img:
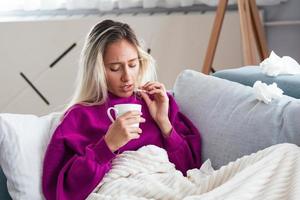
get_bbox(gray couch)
[1,69,300,199]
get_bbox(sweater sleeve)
[42,107,116,200]
[162,94,202,175]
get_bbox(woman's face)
[104,39,140,98]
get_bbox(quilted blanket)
[87,143,300,200]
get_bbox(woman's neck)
[107,91,139,104]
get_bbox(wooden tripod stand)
[202,0,269,74]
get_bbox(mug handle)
[107,107,117,123]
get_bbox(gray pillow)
[173,69,300,169]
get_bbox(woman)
[42,19,201,200]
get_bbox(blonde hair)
[67,20,157,110]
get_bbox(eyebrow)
[106,57,139,65]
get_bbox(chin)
[117,91,134,98]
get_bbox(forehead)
[104,39,138,63]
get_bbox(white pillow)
[0,112,61,200]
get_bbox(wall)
[0,12,243,115]
[264,0,300,61]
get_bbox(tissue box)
[213,66,300,99]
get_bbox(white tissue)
[253,81,283,104]
[260,51,300,77]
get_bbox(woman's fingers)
[141,81,151,89]
[147,88,165,96]
[128,127,143,134]
[141,82,166,92]
[129,133,141,140]
[119,111,142,120]
[139,82,168,108]
[140,82,166,99]
[125,116,145,125]
[148,83,164,91]
[117,111,144,132]
[140,90,152,107]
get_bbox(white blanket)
[87,143,300,200]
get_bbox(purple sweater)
[42,92,201,200]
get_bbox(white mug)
[107,104,142,127]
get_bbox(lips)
[121,84,134,92]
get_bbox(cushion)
[213,66,300,98]
[173,69,300,169]
[0,113,61,200]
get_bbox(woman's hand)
[139,82,172,137]
[104,111,145,152]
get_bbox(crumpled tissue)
[260,51,300,77]
[253,81,283,104]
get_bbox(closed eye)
[110,68,119,72]
[108,64,121,72]
[128,60,139,68]
[109,66,120,72]
[129,64,137,68]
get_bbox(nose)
[121,66,130,82]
